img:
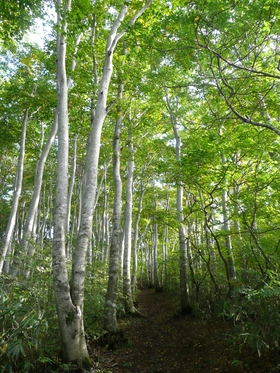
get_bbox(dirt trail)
[96,288,277,373]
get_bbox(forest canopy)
[1,0,280,372]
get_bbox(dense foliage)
[1,0,280,371]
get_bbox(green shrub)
[0,271,59,372]
[221,271,280,356]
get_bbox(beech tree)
[104,80,123,333]
[164,88,191,313]
[2,1,280,370]
[52,0,153,365]
[0,110,28,274]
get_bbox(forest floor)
[92,288,280,373]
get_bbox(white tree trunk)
[71,0,153,317]
[71,5,129,311]
[165,88,192,314]
[123,136,135,314]
[132,181,145,292]
[104,82,123,332]
[220,153,237,281]
[9,114,58,278]
[161,195,169,287]
[152,216,161,292]
[52,0,90,365]
[66,134,78,234]
[0,109,28,274]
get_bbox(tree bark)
[152,217,161,292]
[220,153,237,282]
[66,134,78,235]
[52,0,90,365]
[104,81,123,333]
[71,0,153,319]
[152,192,161,292]
[9,113,58,278]
[165,88,192,314]
[123,134,135,314]
[71,5,129,316]
[132,181,145,292]
[0,109,28,275]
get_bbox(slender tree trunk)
[0,109,28,275]
[152,215,161,292]
[161,195,169,288]
[104,82,123,333]
[139,221,149,288]
[73,4,128,272]
[221,153,237,281]
[101,175,110,262]
[3,242,12,274]
[9,114,58,278]
[165,89,192,315]
[152,191,161,292]
[72,0,153,273]
[52,1,90,365]
[132,181,145,292]
[123,135,135,314]
[66,134,78,233]
[71,0,152,337]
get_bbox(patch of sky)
[25,4,56,48]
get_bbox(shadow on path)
[96,288,278,373]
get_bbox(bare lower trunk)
[152,218,161,292]
[123,136,135,314]
[152,193,161,292]
[72,0,153,332]
[132,182,145,292]
[165,88,192,314]
[52,1,90,365]
[104,82,123,333]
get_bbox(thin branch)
[211,57,280,137]
[112,0,153,50]
[198,41,280,80]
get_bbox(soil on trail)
[96,288,278,373]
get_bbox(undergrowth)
[0,269,59,372]
[0,255,110,372]
[221,270,280,356]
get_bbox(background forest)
[1,0,280,371]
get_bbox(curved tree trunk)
[53,0,153,363]
[71,0,153,321]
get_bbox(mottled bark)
[72,0,153,331]
[52,0,90,365]
[104,82,123,333]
